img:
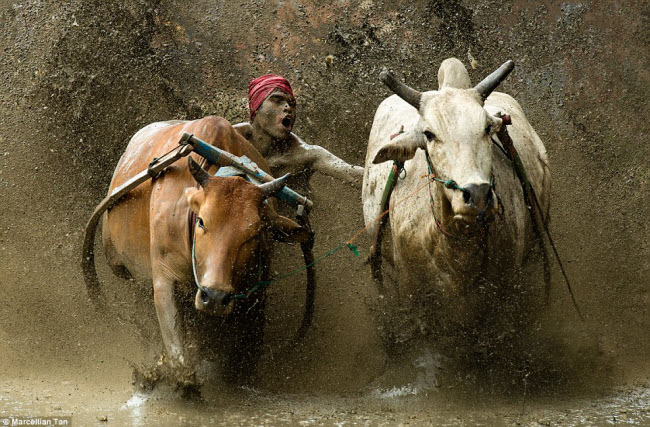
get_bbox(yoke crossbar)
[180,133,313,211]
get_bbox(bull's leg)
[153,276,185,365]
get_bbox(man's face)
[253,89,296,140]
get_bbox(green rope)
[424,151,467,193]
[232,241,360,299]
[380,161,404,208]
[431,176,465,192]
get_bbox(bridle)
[189,167,270,303]
[423,147,496,238]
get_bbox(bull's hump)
[132,120,188,141]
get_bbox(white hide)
[362,60,551,303]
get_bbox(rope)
[232,242,351,299]
[230,173,439,297]
[422,151,458,237]
[530,188,584,320]
[424,173,456,238]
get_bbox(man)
[233,74,363,191]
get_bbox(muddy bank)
[0,0,648,419]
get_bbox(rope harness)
[367,117,583,319]
[82,135,319,346]
[492,114,582,319]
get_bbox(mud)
[1,0,648,424]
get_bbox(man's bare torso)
[233,122,363,192]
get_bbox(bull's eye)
[423,130,435,141]
[485,124,492,135]
[197,217,205,230]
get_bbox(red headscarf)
[248,74,295,121]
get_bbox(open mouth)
[281,116,293,130]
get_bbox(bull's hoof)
[131,357,202,400]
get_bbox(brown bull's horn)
[188,157,211,187]
[258,173,290,197]
[474,60,515,100]
[379,68,422,110]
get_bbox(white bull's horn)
[474,60,515,100]
[258,173,291,197]
[379,68,422,110]
[188,157,211,187]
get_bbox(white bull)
[362,58,551,325]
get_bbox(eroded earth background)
[1,0,648,425]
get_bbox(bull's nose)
[462,183,492,212]
[202,288,232,306]
[196,288,233,312]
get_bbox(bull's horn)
[380,68,422,110]
[474,60,515,100]
[188,157,211,187]
[258,174,290,197]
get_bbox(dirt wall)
[0,0,647,394]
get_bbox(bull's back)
[102,116,266,281]
[485,92,551,218]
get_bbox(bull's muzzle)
[462,183,493,213]
[195,287,234,314]
[450,182,496,230]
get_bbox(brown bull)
[99,116,309,372]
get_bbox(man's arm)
[293,136,364,187]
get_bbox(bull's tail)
[81,199,111,312]
[82,143,194,312]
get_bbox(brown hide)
[101,115,309,364]
[186,174,267,294]
[102,116,270,283]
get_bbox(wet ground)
[2,371,648,426]
[2,340,649,426]
[1,1,648,426]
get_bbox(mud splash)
[1,372,648,426]
[1,0,648,425]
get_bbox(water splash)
[372,347,443,398]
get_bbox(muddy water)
[1,360,648,426]
[2,0,649,425]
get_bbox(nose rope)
[191,221,209,295]
[191,216,267,301]
[422,151,495,237]
[423,150,464,193]
[423,151,495,194]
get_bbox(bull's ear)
[373,131,426,164]
[184,187,204,214]
[262,203,312,244]
[489,115,503,134]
